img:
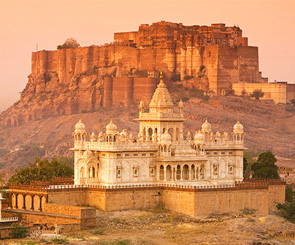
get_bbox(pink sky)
[0,0,294,112]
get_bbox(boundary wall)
[8,179,285,218]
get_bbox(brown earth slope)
[0,93,294,172]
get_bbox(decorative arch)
[191,164,195,180]
[176,165,181,180]
[159,165,164,181]
[166,165,172,181]
[183,165,189,180]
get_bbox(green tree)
[8,158,73,184]
[276,185,295,223]
[251,89,264,100]
[251,151,279,179]
[57,38,80,49]
[285,185,295,202]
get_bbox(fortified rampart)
[0,21,266,127]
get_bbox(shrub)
[251,89,264,100]
[51,238,68,244]
[240,207,256,215]
[57,38,80,50]
[11,224,29,238]
[276,201,295,223]
[170,74,180,82]
[133,69,148,77]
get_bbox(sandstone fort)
[1,21,294,127]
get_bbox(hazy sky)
[0,0,294,112]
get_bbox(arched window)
[176,128,180,143]
[176,165,181,180]
[159,165,164,180]
[148,128,153,141]
[166,165,172,181]
[191,165,195,180]
[183,165,189,180]
[80,167,85,178]
[168,128,173,141]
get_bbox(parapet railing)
[8,178,286,193]
[0,216,18,222]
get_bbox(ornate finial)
[139,100,144,109]
[160,71,163,80]
[179,99,184,108]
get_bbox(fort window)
[133,154,138,156]
[142,153,146,156]
[214,152,218,155]
[206,152,210,155]
[116,167,121,178]
[208,51,211,57]
[229,152,233,155]
[149,167,155,177]
[117,154,121,157]
[221,152,225,155]
[213,164,219,175]
[150,153,154,156]
[133,166,139,177]
[125,154,129,156]
[228,165,233,174]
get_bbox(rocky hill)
[0,90,294,173]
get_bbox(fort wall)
[103,77,158,107]
[194,189,269,216]
[232,82,291,104]
[161,190,195,216]
[48,190,86,206]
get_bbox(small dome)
[233,120,244,134]
[201,119,211,133]
[106,119,118,134]
[161,130,172,144]
[83,147,94,160]
[194,130,205,144]
[75,120,86,133]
